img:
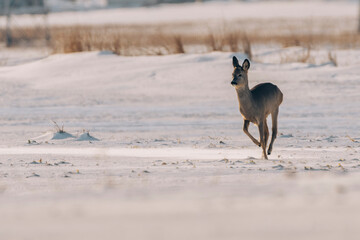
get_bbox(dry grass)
[1,17,360,55]
[280,47,313,64]
[52,120,65,133]
[242,35,252,60]
[226,32,240,53]
[51,27,359,56]
[173,35,185,54]
[328,51,338,66]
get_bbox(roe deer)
[231,56,283,159]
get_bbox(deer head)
[231,56,250,89]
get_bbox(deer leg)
[258,120,268,160]
[243,120,261,147]
[268,108,279,155]
[264,120,269,149]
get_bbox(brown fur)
[231,56,283,159]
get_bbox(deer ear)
[232,56,240,68]
[242,59,250,71]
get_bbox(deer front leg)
[243,120,261,147]
[258,121,268,160]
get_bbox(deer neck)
[235,84,253,110]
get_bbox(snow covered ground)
[0,48,359,239]
[1,1,360,239]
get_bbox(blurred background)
[1,1,360,240]
[0,0,359,63]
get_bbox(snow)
[76,132,100,141]
[0,47,359,239]
[1,1,360,239]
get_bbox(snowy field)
[1,48,360,240]
[1,1,360,240]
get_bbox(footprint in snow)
[54,161,71,165]
[272,164,285,170]
[26,173,40,178]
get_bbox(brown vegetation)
[328,51,338,66]
[1,18,359,56]
[280,47,313,64]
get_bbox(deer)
[231,56,283,160]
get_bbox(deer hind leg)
[243,120,261,147]
[268,107,279,155]
[264,120,269,150]
[258,120,268,160]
